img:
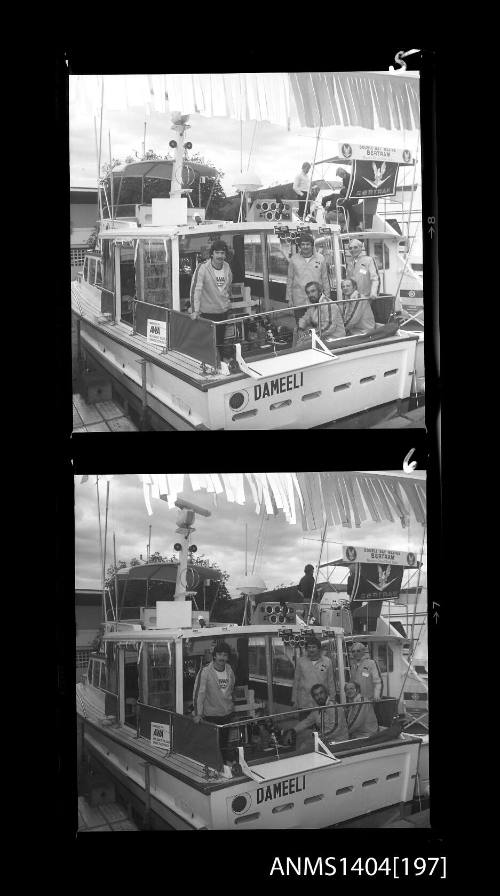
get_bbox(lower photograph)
[74,471,428,831]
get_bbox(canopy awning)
[114,159,218,180]
[115,562,222,582]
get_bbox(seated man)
[293,684,349,746]
[340,278,376,335]
[296,281,345,346]
[344,680,379,738]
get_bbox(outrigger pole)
[303,123,322,222]
[397,523,427,703]
[307,520,328,623]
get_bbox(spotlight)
[174,542,182,552]
[185,141,193,150]
[188,545,197,553]
[169,140,178,149]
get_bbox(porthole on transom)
[228,390,249,411]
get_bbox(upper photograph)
[70,71,424,431]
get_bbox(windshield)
[182,633,340,716]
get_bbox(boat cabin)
[77,218,403,374]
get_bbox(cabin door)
[115,244,136,326]
[120,646,139,728]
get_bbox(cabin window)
[370,240,390,271]
[95,258,103,287]
[377,644,394,673]
[182,635,248,714]
[118,244,136,325]
[88,257,97,285]
[178,232,267,312]
[139,642,176,711]
[105,642,118,693]
[248,636,341,711]
[265,235,290,285]
[91,658,103,687]
[136,240,172,308]
[83,256,89,281]
[102,241,114,292]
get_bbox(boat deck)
[72,283,239,387]
[80,698,233,792]
[72,283,419,397]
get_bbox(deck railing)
[135,697,400,773]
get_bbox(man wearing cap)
[346,240,380,300]
[190,239,232,361]
[349,642,382,702]
[286,232,330,325]
[292,637,335,709]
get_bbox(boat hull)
[77,710,422,830]
[77,316,422,431]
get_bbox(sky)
[69,75,421,197]
[75,473,426,594]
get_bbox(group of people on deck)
[290,636,382,746]
[188,233,379,360]
[286,231,378,343]
[192,637,383,756]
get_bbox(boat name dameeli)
[254,373,304,401]
[257,775,307,803]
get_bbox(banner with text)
[342,546,419,566]
[338,143,413,164]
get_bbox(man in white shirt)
[293,162,311,219]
